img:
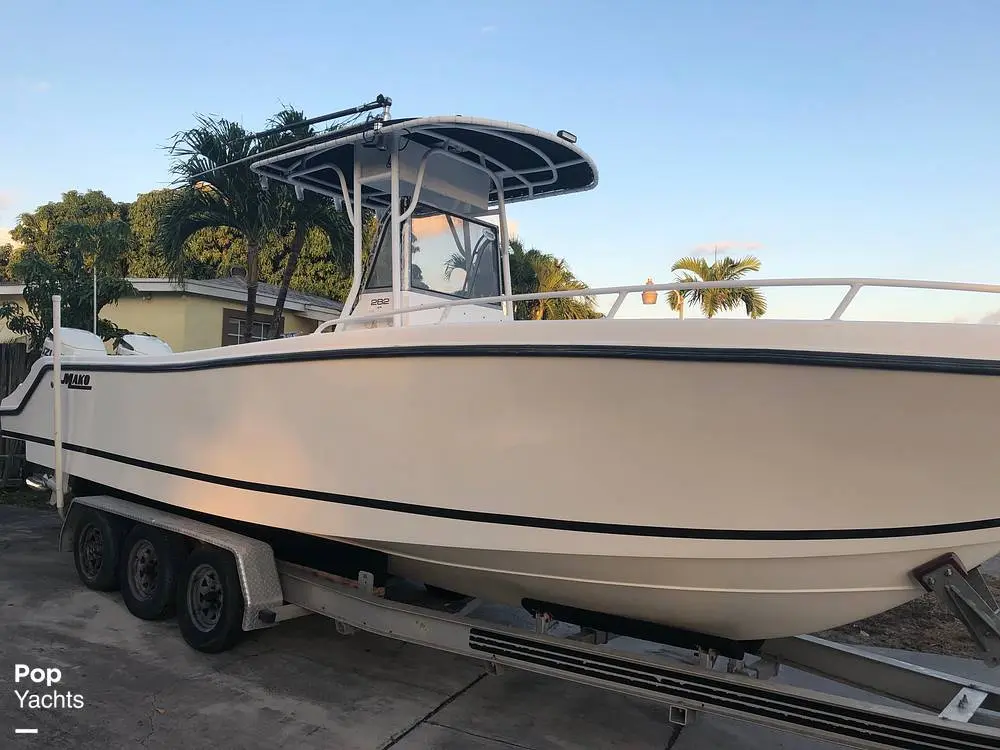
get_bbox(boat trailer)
[53,493,1000,750]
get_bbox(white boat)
[3,98,1000,647]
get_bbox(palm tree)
[669,255,767,319]
[258,108,352,338]
[666,289,686,319]
[529,252,600,320]
[157,114,279,343]
[507,238,600,320]
[507,238,539,320]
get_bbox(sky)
[1,0,998,322]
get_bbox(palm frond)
[262,107,313,148]
[666,289,686,312]
[670,256,711,278]
[722,254,762,276]
[154,189,242,281]
[527,251,598,319]
[164,114,276,241]
[442,249,469,281]
[737,287,767,318]
[667,253,767,319]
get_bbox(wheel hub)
[188,563,223,632]
[79,524,104,580]
[129,540,159,600]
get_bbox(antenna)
[231,94,392,145]
[694,241,762,263]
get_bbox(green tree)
[128,189,240,279]
[284,225,357,302]
[0,217,135,350]
[124,189,172,277]
[507,238,600,320]
[11,189,128,264]
[669,255,767,318]
[0,243,17,282]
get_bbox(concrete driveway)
[0,503,990,749]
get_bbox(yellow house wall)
[104,295,190,352]
[110,294,320,351]
[0,293,323,352]
[180,295,232,351]
[282,313,317,337]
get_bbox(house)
[0,277,343,352]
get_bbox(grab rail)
[314,277,1000,333]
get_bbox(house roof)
[0,276,344,322]
[160,277,343,321]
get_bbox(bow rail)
[315,277,1000,333]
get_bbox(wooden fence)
[0,343,32,487]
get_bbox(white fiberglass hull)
[2,318,999,640]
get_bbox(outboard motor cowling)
[115,334,173,356]
[41,328,109,358]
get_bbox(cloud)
[979,309,1000,324]
[476,214,519,238]
[481,24,497,34]
[28,80,51,93]
[0,191,13,210]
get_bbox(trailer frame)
[52,493,1000,750]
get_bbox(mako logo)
[50,372,93,391]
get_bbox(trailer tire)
[119,525,181,621]
[176,546,245,653]
[72,508,122,591]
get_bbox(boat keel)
[521,597,762,660]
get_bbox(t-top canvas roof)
[250,115,599,217]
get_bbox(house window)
[221,308,283,346]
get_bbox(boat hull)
[3,318,1000,640]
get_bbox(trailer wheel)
[72,508,121,591]
[119,525,181,621]
[176,546,245,653]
